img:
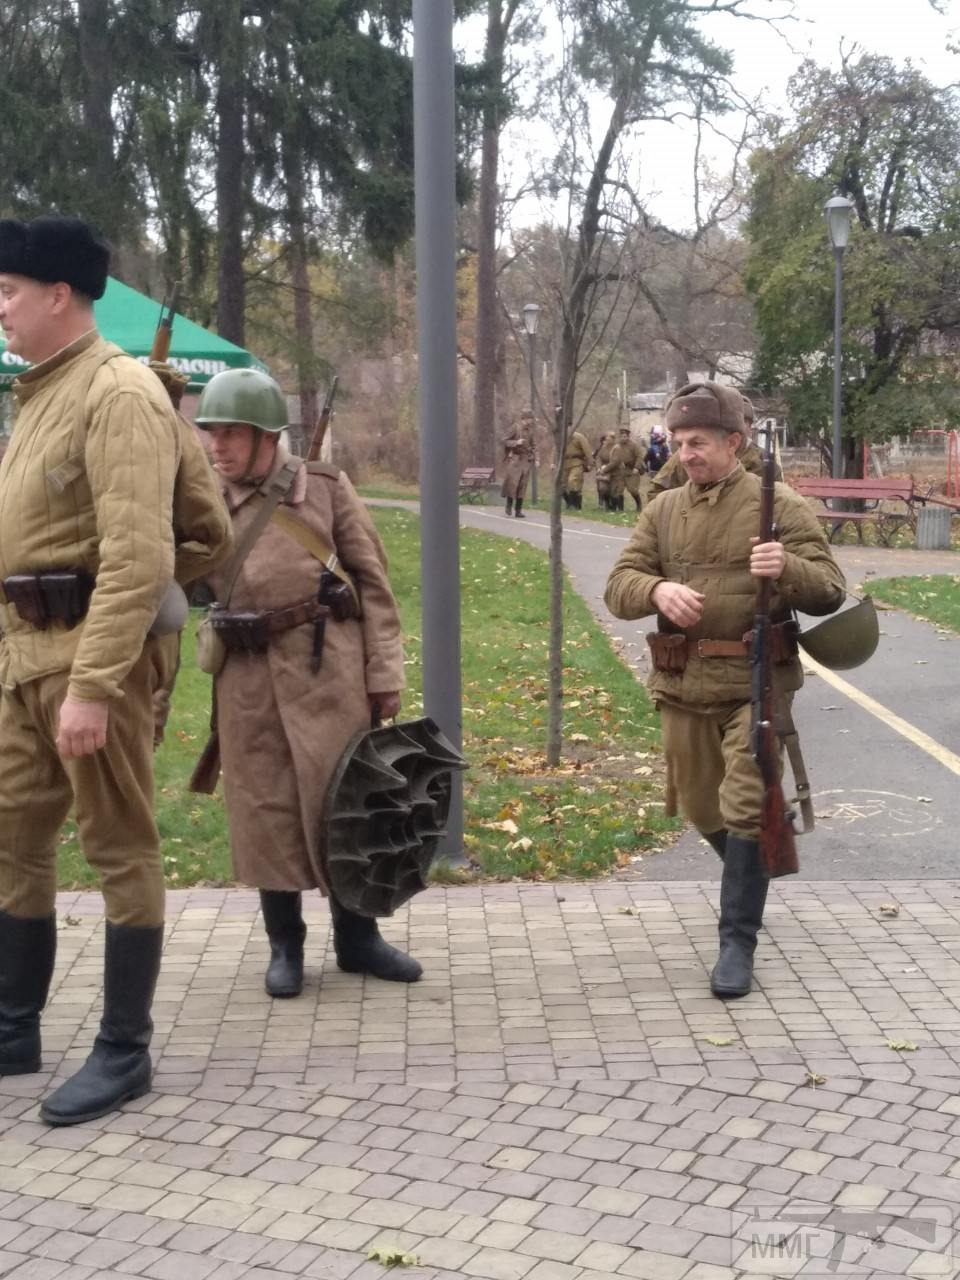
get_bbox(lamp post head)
[824,195,854,252]
[522,302,541,336]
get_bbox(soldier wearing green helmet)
[194,367,421,998]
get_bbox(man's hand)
[57,696,109,759]
[749,537,786,580]
[369,691,401,722]
[651,581,705,628]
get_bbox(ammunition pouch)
[318,568,361,622]
[2,569,94,630]
[648,620,799,673]
[207,598,326,657]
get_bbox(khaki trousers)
[660,698,788,840]
[0,639,170,926]
[564,461,586,494]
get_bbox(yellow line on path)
[805,655,960,779]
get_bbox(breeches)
[659,698,788,840]
[0,640,169,925]
[608,474,625,499]
[624,472,641,498]
[564,462,585,493]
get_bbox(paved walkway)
[4,881,960,1279]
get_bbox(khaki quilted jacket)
[604,465,845,706]
[0,331,231,700]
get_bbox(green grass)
[868,575,960,633]
[57,509,676,889]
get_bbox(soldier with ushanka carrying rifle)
[604,382,846,999]
[0,216,232,1124]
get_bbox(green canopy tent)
[0,276,266,390]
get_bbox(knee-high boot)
[710,835,768,999]
[260,890,306,998]
[0,910,56,1076]
[505,497,513,515]
[330,897,422,983]
[514,498,525,518]
[40,921,163,1126]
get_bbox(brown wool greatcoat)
[210,447,405,892]
[562,430,592,493]
[500,427,535,500]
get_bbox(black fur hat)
[0,216,110,300]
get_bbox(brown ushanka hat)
[0,215,110,300]
[664,382,745,435]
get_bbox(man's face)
[672,425,742,485]
[203,423,277,482]
[619,430,630,443]
[0,274,60,361]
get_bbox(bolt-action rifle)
[750,429,799,879]
[307,376,338,461]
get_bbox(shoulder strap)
[220,458,300,605]
[269,506,360,611]
[306,461,341,480]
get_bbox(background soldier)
[605,382,844,999]
[500,410,536,517]
[562,426,592,509]
[611,426,645,511]
[0,215,231,1125]
[647,389,781,501]
[195,369,420,998]
[593,431,616,509]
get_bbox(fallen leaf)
[617,906,643,917]
[819,705,842,711]
[917,796,933,804]
[569,733,590,743]
[485,818,519,836]
[805,1070,827,1087]
[64,916,81,927]
[507,836,534,853]
[703,1035,735,1047]
[879,904,900,917]
[886,1039,918,1052]
[367,1247,421,1268]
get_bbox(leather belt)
[263,599,323,634]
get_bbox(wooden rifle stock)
[189,729,221,794]
[751,432,799,879]
[150,282,182,366]
[307,376,338,461]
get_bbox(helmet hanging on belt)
[319,718,468,918]
[798,594,879,670]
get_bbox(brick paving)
[3,881,960,1278]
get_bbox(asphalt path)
[376,499,960,881]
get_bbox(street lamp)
[825,195,853,480]
[522,302,541,502]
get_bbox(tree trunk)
[77,0,119,242]
[216,2,246,345]
[545,411,566,766]
[473,0,507,467]
[280,107,319,438]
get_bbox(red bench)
[791,477,920,545]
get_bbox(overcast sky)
[459,0,959,232]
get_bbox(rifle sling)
[775,691,815,833]
[220,459,301,605]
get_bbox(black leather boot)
[514,498,525,518]
[0,910,56,1076]
[330,898,422,982]
[505,497,513,515]
[710,836,768,999]
[260,890,306,998]
[573,492,583,510]
[41,922,162,1126]
[704,830,727,859]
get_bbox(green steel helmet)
[195,368,287,433]
[798,594,879,670]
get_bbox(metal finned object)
[320,718,468,918]
[798,594,879,671]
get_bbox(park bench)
[459,466,496,503]
[790,477,922,545]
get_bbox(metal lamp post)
[522,302,541,503]
[825,195,854,479]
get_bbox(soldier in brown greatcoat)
[195,369,420,999]
[0,216,232,1125]
[500,411,536,517]
[605,382,844,1000]
[593,431,616,509]
[610,426,645,511]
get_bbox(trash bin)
[916,505,953,550]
